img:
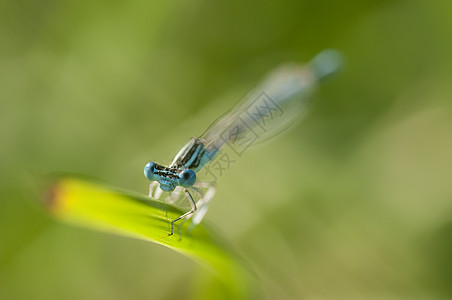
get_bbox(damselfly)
[144,49,343,235]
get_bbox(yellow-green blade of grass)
[43,175,252,299]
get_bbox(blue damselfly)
[144,49,343,235]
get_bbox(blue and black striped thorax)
[144,137,217,191]
[170,137,214,173]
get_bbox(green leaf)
[43,175,253,299]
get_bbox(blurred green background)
[1,0,452,299]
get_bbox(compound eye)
[144,162,156,181]
[179,169,196,187]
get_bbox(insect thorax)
[170,137,207,171]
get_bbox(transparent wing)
[201,64,315,150]
[196,49,343,181]
[201,49,342,153]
